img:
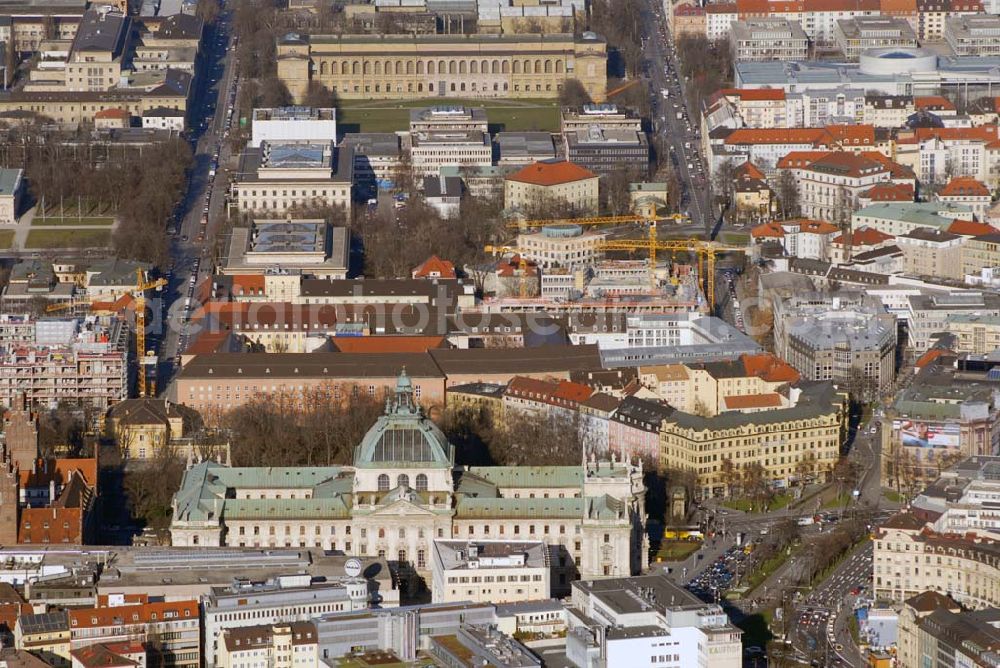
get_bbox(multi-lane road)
[638,0,714,236]
[156,4,240,389]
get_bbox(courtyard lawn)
[0,230,14,249]
[336,97,561,133]
[25,228,112,249]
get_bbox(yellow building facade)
[276,32,608,103]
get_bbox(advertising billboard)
[893,419,960,449]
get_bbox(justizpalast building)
[169,372,648,588]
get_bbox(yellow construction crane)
[598,238,747,309]
[483,245,534,298]
[505,213,688,230]
[132,268,168,397]
[44,270,168,396]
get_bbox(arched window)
[378,528,385,538]
[395,61,403,75]
[513,60,521,74]
[482,59,489,73]
[544,59,553,73]
[535,59,542,73]
[470,60,478,74]
[419,83,425,92]
[459,60,467,74]
[407,61,414,74]
[556,60,564,73]
[397,474,409,489]
[363,61,371,75]
[352,61,360,75]
[426,60,434,75]
[449,61,457,75]
[398,527,405,539]
[377,474,389,491]
[374,61,382,75]
[319,61,328,75]
[502,60,509,74]
[416,474,428,491]
[192,535,199,545]
[439,60,447,74]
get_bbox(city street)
[156,3,240,390]
[638,0,714,236]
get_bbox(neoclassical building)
[170,373,647,588]
[276,32,608,103]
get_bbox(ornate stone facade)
[276,32,608,103]
[170,372,647,586]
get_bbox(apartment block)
[945,14,1000,56]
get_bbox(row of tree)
[0,126,192,267]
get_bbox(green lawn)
[883,489,905,503]
[25,229,112,249]
[822,493,852,510]
[0,230,14,249]
[746,550,792,591]
[41,201,113,217]
[722,492,793,513]
[31,216,115,227]
[336,97,561,133]
[719,231,751,246]
[655,540,701,562]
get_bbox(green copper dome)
[353,370,454,468]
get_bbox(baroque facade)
[275,32,608,103]
[170,372,648,583]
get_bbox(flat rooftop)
[254,106,335,121]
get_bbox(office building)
[562,126,649,177]
[505,161,600,216]
[431,540,551,604]
[221,218,349,279]
[774,291,897,399]
[730,19,809,62]
[203,576,370,667]
[250,107,337,148]
[410,130,492,177]
[834,17,917,61]
[566,574,742,668]
[945,14,1000,57]
[230,141,353,217]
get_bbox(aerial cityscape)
[2,0,1000,665]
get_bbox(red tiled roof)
[751,222,785,238]
[832,226,895,246]
[914,347,951,369]
[20,458,97,489]
[94,108,129,120]
[741,353,800,383]
[674,3,706,15]
[861,182,914,202]
[705,2,737,12]
[505,160,598,186]
[735,162,766,180]
[506,376,594,407]
[68,600,199,630]
[70,644,140,668]
[947,219,999,236]
[331,336,447,353]
[880,0,917,12]
[724,393,783,409]
[232,275,266,296]
[412,255,457,279]
[900,125,1000,144]
[718,88,786,102]
[915,95,956,111]
[798,219,840,234]
[496,255,539,277]
[18,507,82,544]
[939,176,990,198]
